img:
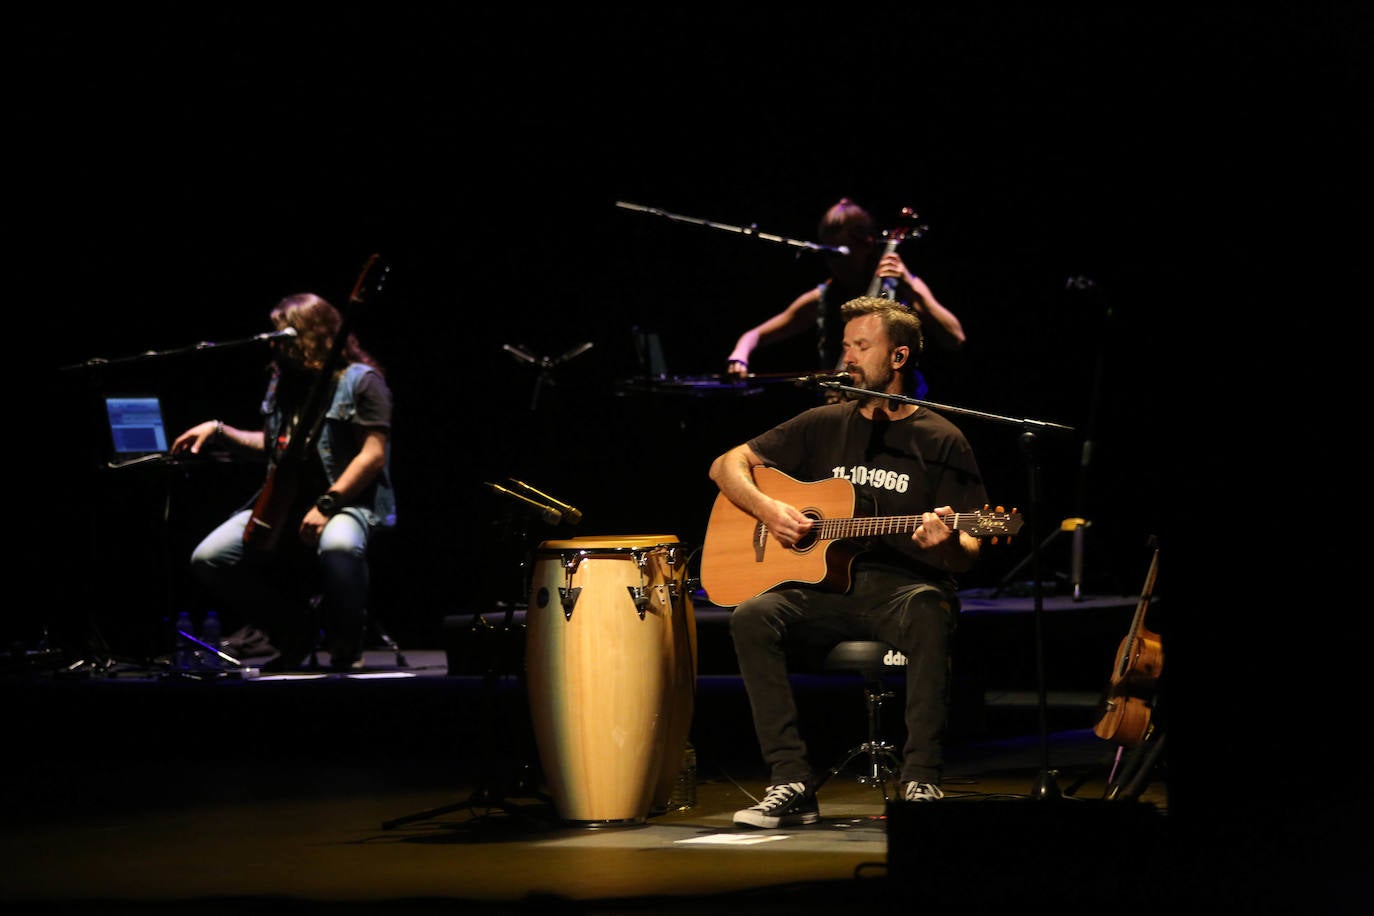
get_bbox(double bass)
[866,207,925,299]
[242,254,389,552]
[1093,546,1163,746]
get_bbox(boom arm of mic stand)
[614,201,849,255]
[818,382,1076,435]
[59,330,299,372]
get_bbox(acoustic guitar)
[1093,546,1162,747]
[699,466,1021,607]
[243,253,389,552]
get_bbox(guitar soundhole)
[793,511,822,553]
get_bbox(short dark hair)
[840,296,925,358]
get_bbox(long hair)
[269,293,383,376]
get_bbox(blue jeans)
[729,566,958,787]
[189,508,377,659]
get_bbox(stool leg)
[815,679,902,801]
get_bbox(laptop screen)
[105,396,170,458]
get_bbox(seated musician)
[723,197,966,400]
[171,292,396,672]
[708,296,986,825]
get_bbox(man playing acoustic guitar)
[706,296,989,826]
[172,290,396,673]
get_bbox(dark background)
[11,6,1370,828]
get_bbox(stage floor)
[0,597,1353,914]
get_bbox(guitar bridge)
[752,522,767,562]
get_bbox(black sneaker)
[733,782,820,828]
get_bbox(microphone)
[254,328,298,341]
[508,478,583,525]
[485,482,562,525]
[793,371,852,388]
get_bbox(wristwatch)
[315,492,343,517]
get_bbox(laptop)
[633,326,670,380]
[104,395,171,466]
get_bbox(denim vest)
[261,362,397,528]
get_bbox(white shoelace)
[755,782,805,807]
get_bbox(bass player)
[172,291,396,672]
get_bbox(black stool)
[812,640,906,801]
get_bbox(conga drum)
[526,535,694,825]
[651,563,697,814]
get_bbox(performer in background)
[724,198,965,398]
[171,293,396,672]
[709,296,986,826]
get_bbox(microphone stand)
[615,200,850,256]
[815,379,1075,800]
[503,342,594,412]
[55,329,290,673]
[58,329,298,373]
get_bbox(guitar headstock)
[969,505,1023,543]
[347,253,390,311]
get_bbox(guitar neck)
[813,513,974,541]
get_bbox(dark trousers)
[729,566,957,787]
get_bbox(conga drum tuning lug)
[558,586,581,620]
[627,586,649,618]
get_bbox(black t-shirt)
[352,369,393,430]
[748,400,988,583]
